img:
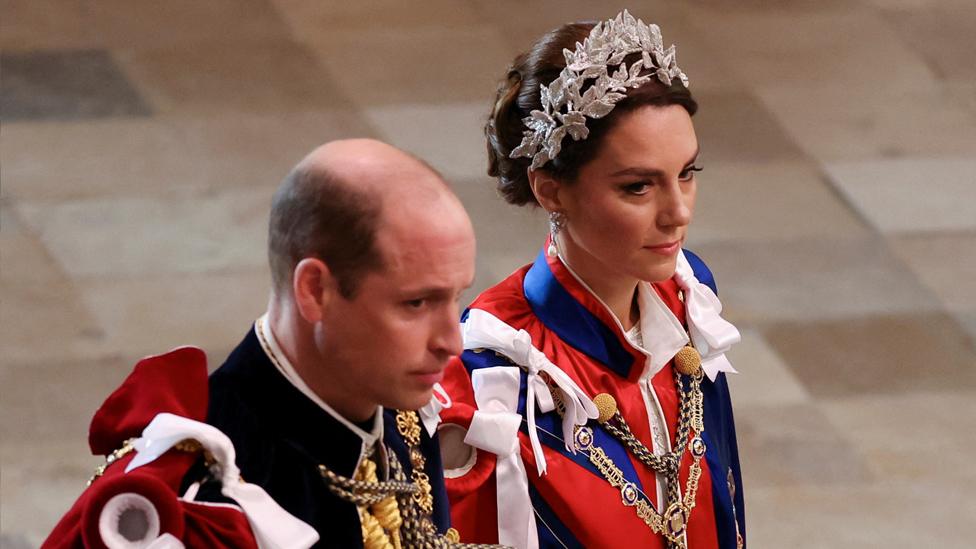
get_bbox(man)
[205,139,477,547]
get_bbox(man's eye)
[679,165,703,181]
[405,299,426,309]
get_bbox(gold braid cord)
[318,410,509,549]
[551,363,708,549]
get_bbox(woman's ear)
[528,169,564,213]
[292,258,337,323]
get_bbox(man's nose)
[430,305,464,358]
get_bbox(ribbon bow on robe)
[419,383,452,437]
[459,309,597,549]
[674,251,741,382]
[126,413,320,549]
[461,308,598,476]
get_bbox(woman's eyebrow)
[608,146,701,178]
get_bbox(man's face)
[316,198,476,415]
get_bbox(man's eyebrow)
[608,146,701,177]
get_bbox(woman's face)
[555,104,700,285]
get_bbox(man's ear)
[292,258,337,323]
[527,169,564,213]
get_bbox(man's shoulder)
[207,329,271,442]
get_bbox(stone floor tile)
[2,118,200,201]
[955,311,976,346]
[889,232,976,312]
[881,4,976,81]
[745,478,974,548]
[761,312,976,398]
[688,6,936,92]
[92,0,290,49]
[724,328,810,407]
[479,2,746,93]
[824,158,976,234]
[688,236,940,323]
[363,102,488,182]
[0,0,93,51]
[78,271,270,358]
[686,161,868,245]
[757,84,976,162]
[117,39,349,115]
[945,81,976,117]
[0,356,133,443]
[863,0,974,8]
[272,0,483,35]
[734,403,870,490]
[474,0,681,41]
[1,441,103,545]
[0,212,105,365]
[15,188,270,278]
[1,197,25,233]
[2,111,375,201]
[1,50,152,122]
[0,533,35,549]
[451,176,549,288]
[820,391,976,483]
[306,26,516,106]
[691,91,808,164]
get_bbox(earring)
[547,211,567,257]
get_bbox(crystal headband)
[510,10,690,170]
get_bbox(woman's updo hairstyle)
[486,21,698,206]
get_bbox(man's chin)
[386,388,435,412]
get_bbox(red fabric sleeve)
[439,356,500,544]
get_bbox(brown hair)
[268,166,383,299]
[486,22,698,206]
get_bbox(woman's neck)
[558,238,640,331]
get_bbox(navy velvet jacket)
[206,328,451,548]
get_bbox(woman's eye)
[622,182,651,195]
[679,165,703,181]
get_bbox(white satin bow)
[674,251,741,381]
[419,383,452,437]
[126,413,320,549]
[462,309,598,477]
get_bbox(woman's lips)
[644,241,681,256]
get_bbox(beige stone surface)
[364,102,491,182]
[0,0,94,51]
[890,233,976,312]
[691,237,940,323]
[689,5,937,92]
[117,39,349,115]
[2,111,376,201]
[825,158,976,234]
[306,26,516,106]
[725,329,810,407]
[78,271,269,359]
[762,312,976,398]
[15,188,270,278]
[687,161,868,245]
[758,84,976,162]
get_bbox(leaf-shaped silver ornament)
[582,99,616,118]
[510,9,690,169]
[629,60,644,80]
[656,68,672,86]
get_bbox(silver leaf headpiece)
[510,10,690,170]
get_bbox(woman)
[438,10,745,549]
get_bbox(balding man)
[204,139,477,547]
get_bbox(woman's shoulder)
[464,263,534,324]
[683,248,718,294]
